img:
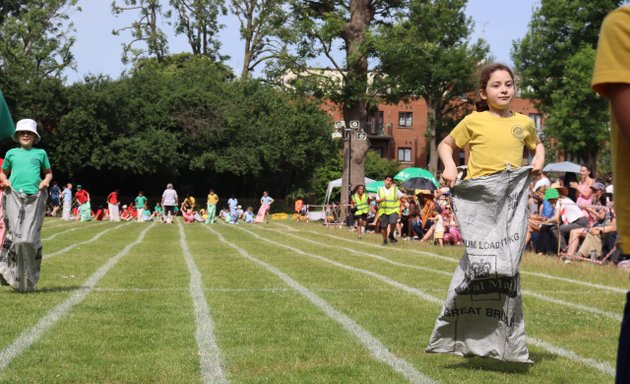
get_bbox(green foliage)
[512,0,620,112]
[0,0,78,80]
[112,0,171,64]
[373,0,488,172]
[309,152,343,202]
[364,150,399,180]
[230,0,292,79]
[43,54,335,197]
[543,46,609,164]
[170,0,228,60]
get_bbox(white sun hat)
[13,118,41,144]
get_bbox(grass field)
[0,218,627,383]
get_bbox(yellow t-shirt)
[592,6,630,252]
[449,111,538,179]
[207,193,219,205]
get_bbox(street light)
[333,120,361,200]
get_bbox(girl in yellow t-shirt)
[439,63,544,185]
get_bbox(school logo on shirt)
[511,125,524,140]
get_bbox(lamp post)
[333,120,365,217]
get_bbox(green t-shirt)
[2,147,51,195]
[135,195,148,209]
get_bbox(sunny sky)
[65,0,540,83]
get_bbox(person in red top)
[107,189,120,222]
[74,184,91,221]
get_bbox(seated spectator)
[182,208,195,223]
[431,208,445,246]
[548,186,589,253]
[534,188,561,255]
[575,215,616,260]
[244,206,255,223]
[411,191,435,240]
[95,205,106,221]
[565,182,609,257]
[153,203,163,222]
[442,204,462,245]
[142,208,153,222]
[526,186,556,250]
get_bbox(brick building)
[325,97,544,169]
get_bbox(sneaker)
[389,236,398,243]
[382,239,388,245]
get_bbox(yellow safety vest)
[377,186,400,215]
[352,193,369,215]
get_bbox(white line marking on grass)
[256,227,623,322]
[41,221,106,241]
[205,225,436,384]
[41,221,70,229]
[232,225,616,377]
[298,228,628,294]
[0,223,155,372]
[527,337,616,376]
[44,222,131,259]
[177,222,229,384]
[522,290,622,322]
[523,271,627,294]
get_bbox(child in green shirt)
[0,119,53,291]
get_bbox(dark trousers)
[618,287,630,384]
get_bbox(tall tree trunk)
[339,0,373,220]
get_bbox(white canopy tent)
[324,177,376,205]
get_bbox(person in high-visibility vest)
[351,184,370,239]
[376,176,406,245]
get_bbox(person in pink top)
[569,164,595,218]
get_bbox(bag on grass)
[0,188,47,292]
[426,166,532,363]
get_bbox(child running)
[426,64,544,362]
[0,119,53,292]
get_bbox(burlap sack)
[426,166,532,363]
[0,188,47,292]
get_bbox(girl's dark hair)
[581,163,593,178]
[353,184,365,193]
[475,63,515,112]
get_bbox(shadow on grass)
[1,285,86,294]
[443,350,556,374]
[25,285,88,294]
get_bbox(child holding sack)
[0,119,52,292]
[427,64,544,362]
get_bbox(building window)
[367,111,384,135]
[398,112,413,128]
[398,147,412,162]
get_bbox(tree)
[287,0,403,214]
[112,0,171,64]
[0,0,26,24]
[512,0,620,113]
[542,46,609,166]
[230,0,290,79]
[373,0,487,174]
[170,0,227,59]
[0,0,78,80]
[512,0,620,164]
